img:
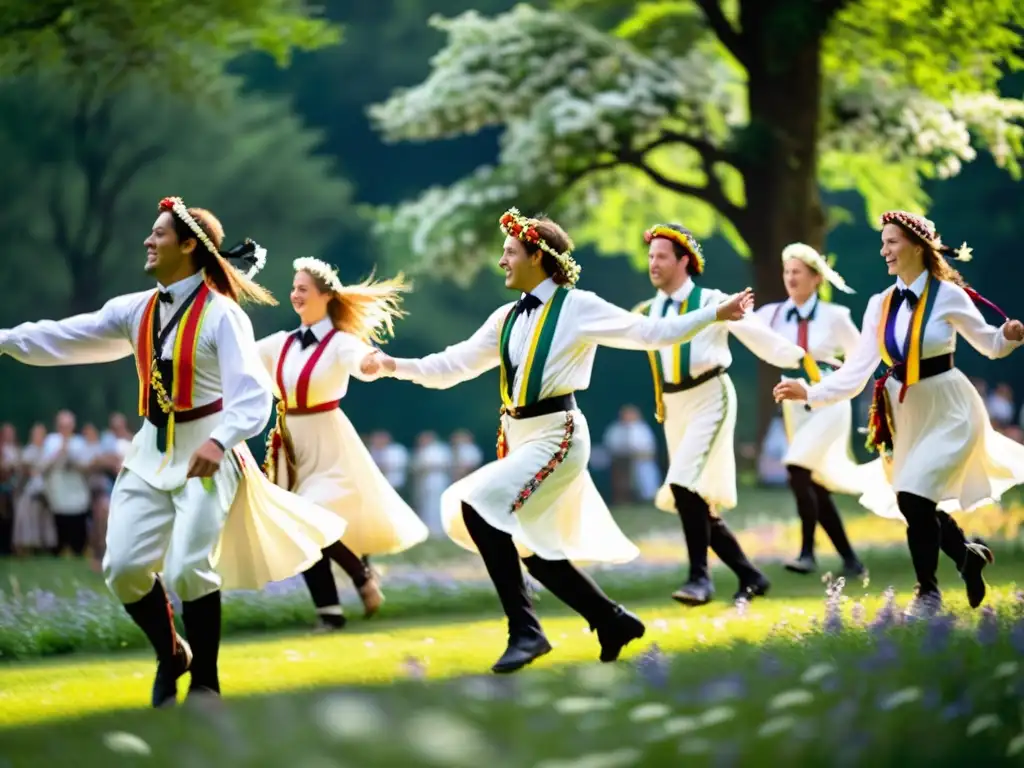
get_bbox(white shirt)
[649,280,805,382]
[804,273,1022,407]
[257,316,378,407]
[40,432,92,514]
[0,271,272,462]
[391,278,721,399]
[755,295,860,366]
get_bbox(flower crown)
[294,256,344,293]
[643,225,706,274]
[781,243,854,294]
[880,210,972,262]
[499,208,581,286]
[158,196,267,278]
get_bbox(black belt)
[663,366,724,394]
[890,353,953,384]
[502,394,576,420]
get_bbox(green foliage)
[0,74,354,423]
[0,0,341,96]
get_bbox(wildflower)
[757,715,797,738]
[401,656,427,679]
[940,694,972,721]
[869,587,898,633]
[635,643,670,689]
[628,703,671,722]
[966,714,1000,737]
[977,606,999,646]
[878,686,921,711]
[800,663,836,684]
[851,601,865,625]
[769,689,814,711]
[921,612,956,654]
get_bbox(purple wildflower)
[976,606,998,646]
[758,652,785,677]
[697,673,747,704]
[921,613,955,654]
[401,656,426,680]
[1009,618,1024,655]
[635,643,670,689]
[940,694,972,721]
[851,601,865,626]
[869,587,898,634]
[859,637,899,672]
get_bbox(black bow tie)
[786,307,802,322]
[295,328,317,349]
[896,287,918,308]
[158,291,173,304]
[517,293,542,316]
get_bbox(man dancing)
[363,208,753,673]
[635,223,805,607]
[0,197,345,706]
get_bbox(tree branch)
[694,0,749,66]
[0,2,74,36]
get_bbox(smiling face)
[880,222,925,278]
[782,258,821,305]
[143,211,194,279]
[648,237,688,292]
[290,269,331,325]
[498,236,545,292]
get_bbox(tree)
[368,0,1024,440]
[0,0,340,95]
[0,74,354,423]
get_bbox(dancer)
[774,211,1024,613]
[363,208,753,673]
[258,258,429,629]
[755,243,866,577]
[635,223,806,607]
[0,197,345,706]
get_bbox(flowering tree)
[369,0,1024,436]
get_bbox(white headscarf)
[781,243,854,295]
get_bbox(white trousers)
[103,466,236,604]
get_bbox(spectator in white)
[82,422,123,572]
[40,409,92,556]
[411,431,452,535]
[986,382,1015,431]
[12,423,55,555]
[369,430,409,494]
[757,415,790,487]
[0,423,17,555]
[450,429,484,482]
[624,406,660,502]
[100,412,135,460]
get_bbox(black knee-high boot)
[937,510,993,608]
[182,591,222,694]
[786,466,819,562]
[301,555,346,628]
[896,492,941,597]
[670,484,711,583]
[811,481,862,570]
[124,577,190,707]
[523,555,644,662]
[324,540,370,589]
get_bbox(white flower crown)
[781,243,855,294]
[293,256,344,292]
[158,196,267,278]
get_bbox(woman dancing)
[755,243,866,578]
[774,212,1024,614]
[258,258,429,629]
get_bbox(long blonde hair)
[301,267,411,345]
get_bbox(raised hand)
[1003,319,1024,342]
[716,288,754,321]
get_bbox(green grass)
[3,488,1024,766]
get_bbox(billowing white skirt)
[781,397,871,496]
[654,373,737,513]
[272,409,429,555]
[214,443,347,591]
[856,368,1024,519]
[440,409,638,564]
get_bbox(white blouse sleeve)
[574,289,718,350]
[804,295,884,408]
[0,295,136,366]
[390,306,504,389]
[944,282,1022,359]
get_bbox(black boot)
[523,556,645,662]
[812,481,864,576]
[181,591,222,697]
[324,540,383,617]
[707,515,769,601]
[897,492,941,604]
[937,511,993,609]
[784,466,819,573]
[124,577,191,708]
[670,484,714,605]
[301,555,347,630]
[462,503,549,674]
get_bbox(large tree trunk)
[739,0,829,449]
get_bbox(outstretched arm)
[575,288,751,351]
[0,295,136,366]
[944,283,1024,359]
[774,295,884,407]
[367,306,505,389]
[727,308,805,369]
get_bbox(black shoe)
[733,574,770,602]
[152,634,192,708]
[491,634,553,674]
[184,685,223,712]
[784,555,817,575]
[671,577,714,606]
[961,538,994,609]
[594,606,645,663]
[313,612,348,632]
[841,560,867,579]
